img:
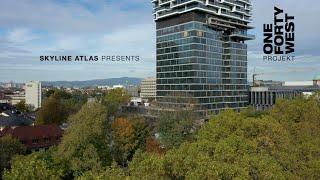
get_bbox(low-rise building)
[0,124,63,151]
[0,109,34,131]
[249,76,320,110]
[6,93,25,105]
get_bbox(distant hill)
[42,77,142,88]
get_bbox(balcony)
[230,30,255,40]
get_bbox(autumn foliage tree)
[111,116,150,166]
[146,137,164,154]
[111,118,136,166]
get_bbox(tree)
[146,137,164,154]
[129,150,167,179]
[77,162,127,180]
[102,88,130,116]
[126,96,320,179]
[15,100,30,113]
[131,117,150,152]
[56,102,112,177]
[63,91,88,115]
[52,89,72,99]
[35,96,67,125]
[44,89,55,98]
[111,118,137,166]
[3,150,63,180]
[111,116,150,166]
[156,108,198,149]
[0,136,26,176]
[41,89,88,125]
[5,97,320,179]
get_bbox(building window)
[32,139,39,144]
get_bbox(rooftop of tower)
[152,0,253,29]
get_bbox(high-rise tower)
[25,81,42,110]
[153,0,254,116]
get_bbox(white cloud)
[7,28,38,44]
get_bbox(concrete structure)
[283,81,313,86]
[140,77,156,98]
[153,0,254,116]
[249,77,320,110]
[7,94,25,105]
[25,81,42,110]
[254,80,283,87]
[313,75,320,86]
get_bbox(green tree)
[0,136,26,176]
[102,88,130,116]
[35,96,68,125]
[52,89,72,99]
[56,102,112,177]
[15,100,30,113]
[156,109,197,149]
[3,150,63,180]
[77,162,127,180]
[131,117,150,152]
[124,96,320,179]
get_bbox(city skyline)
[0,0,319,82]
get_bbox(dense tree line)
[36,89,88,125]
[2,93,320,179]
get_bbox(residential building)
[153,0,254,116]
[6,93,25,105]
[140,77,156,98]
[0,124,63,151]
[25,81,42,110]
[0,109,34,131]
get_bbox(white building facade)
[25,81,42,110]
[140,77,156,98]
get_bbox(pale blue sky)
[0,0,319,82]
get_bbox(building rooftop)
[0,124,63,150]
[0,110,34,129]
[251,85,320,92]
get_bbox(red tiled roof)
[0,124,63,150]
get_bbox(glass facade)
[156,21,248,115]
[153,0,254,116]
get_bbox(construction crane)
[252,73,264,87]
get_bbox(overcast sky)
[0,0,319,82]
